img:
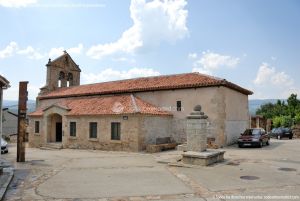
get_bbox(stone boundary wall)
[292,124,300,138]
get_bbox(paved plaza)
[2,139,300,201]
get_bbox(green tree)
[287,94,300,118]
[272,116,282,128]
[282,116,293,127]
[295,113,300,124]
[256,94,300,128]
[256,103,276,119]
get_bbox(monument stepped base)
[182,150,225,166]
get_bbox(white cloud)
[0,42,45,60]
[68,43,83,55]
[86,0,188,59]
[188,53,197,59]
[192,67,212,75]
[195,51,240,70]
[0,42,18,59]
[0,0,37,7]
[82,68,160,84]
[251,63,299,99]
[113,57,136,63]
[271,56,277,61]
[17,46,45,60]
[49,43,83,58]
[190,51,240,75]
[48,47,64,58]
[254,63,293,86]
[1,42,84,60]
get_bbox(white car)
[1,137,8,154]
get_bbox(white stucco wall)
[223,87,250,145]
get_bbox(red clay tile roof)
[29,95,172,117]
[38,73,253,100]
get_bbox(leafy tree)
[272,116,282,127]
[256,103,276,119]
[287,94,300,118]
[281,116,293,127]
[295,113,300,124]
[256,94,300,128]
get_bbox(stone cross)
[186,105,208,152]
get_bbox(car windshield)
[243,129,260,136]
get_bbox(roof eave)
[38,83,253,100]
[0,75,10,89]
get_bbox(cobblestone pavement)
[2,139,300,201]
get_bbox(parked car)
[1,137,8,154]
[270,127,293,139]
[238,128,270,148]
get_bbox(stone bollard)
[186,105,208,152]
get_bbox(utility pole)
[17,81,28,162]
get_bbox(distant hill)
[3,100,36,114]
[249,99,286,116]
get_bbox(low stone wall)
[292,125,300,138]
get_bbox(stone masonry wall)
[292,124,300,138]
[29,114,139,152]
[140,116,172,148]
[63,115,141,152]
[28,117,45,148]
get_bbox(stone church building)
[28,52,252,151]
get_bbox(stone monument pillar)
[182,105,225,166]
[186,105,208,152]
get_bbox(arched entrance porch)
[46,113,63,143]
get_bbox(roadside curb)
[0,167,14,201]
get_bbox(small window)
[176,101,182,111]
[111,122,121,140]
[70,122,76,137]
[89,122,97,138]
[35,121,40,133]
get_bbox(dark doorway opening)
[56,122,62,142]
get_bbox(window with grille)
[111,122,121,140]
[35,121,40,133]
[89,122,97,138]
[177,101,182,111]
[70,122,76,137]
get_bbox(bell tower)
[39,51,81,95]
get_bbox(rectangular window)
[89,122,97,138]
[35,121,40,133]
[111,122,121,140]
[70,122,76,137]
[177,101,182,111]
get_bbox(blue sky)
[0,0,299,100]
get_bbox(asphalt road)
[2,139,300,201]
